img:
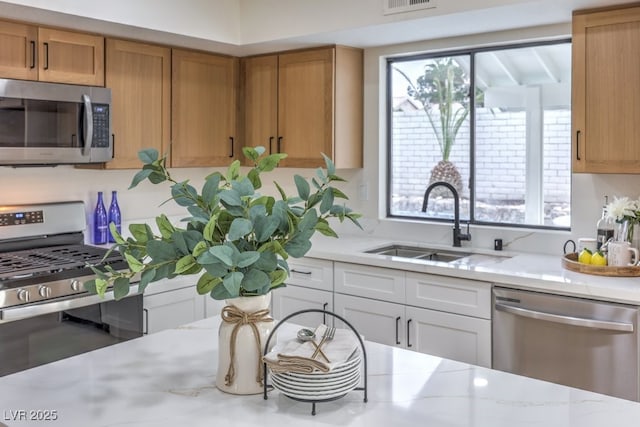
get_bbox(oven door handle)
[0,290,140,323]
[495,302,634,332]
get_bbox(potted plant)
[84,146,361,394]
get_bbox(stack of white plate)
[270,351,361,401]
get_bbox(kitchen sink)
[364,244,472,262]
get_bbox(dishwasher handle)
[495,302,635,332]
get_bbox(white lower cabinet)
[143,285,205,334]
[271,285,334,328]
[333,293,404,347]
[204,296,226,318]
[405,306,491,367]
[334,262,492,368]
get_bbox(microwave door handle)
[495,302,634,332]
[81,94,93,155]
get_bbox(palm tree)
[394,58,470,197]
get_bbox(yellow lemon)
[591,251,607,266]
[578,248,592,264]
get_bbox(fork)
[310,326,335,360]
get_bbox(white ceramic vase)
[215,293,275,395]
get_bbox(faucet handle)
[462,221,471,241]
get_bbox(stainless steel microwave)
[0,78,112,165]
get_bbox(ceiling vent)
[383,0,437,15]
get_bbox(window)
[387,40,571,228]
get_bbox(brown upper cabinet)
[171,49,238,167]
[242,46,363,168]
[0,20,104,86]
[104,39,171,169]
[572,5,640,173]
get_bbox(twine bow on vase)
[217,296,274,394]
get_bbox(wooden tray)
[562,253,640,277]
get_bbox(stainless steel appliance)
[493,287,639,401]
[0,78,112,165]
[0,201,141,377]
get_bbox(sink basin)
[365,244,471,262]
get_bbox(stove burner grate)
[0,244,122,281]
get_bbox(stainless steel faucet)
[421,181,471,247]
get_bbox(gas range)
[0,201,127,312]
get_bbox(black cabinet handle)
[323,302,328,325]
[43,42,49,70]
[29,41,35,69]
[291,269,312,275]
[407,319,413,348]
[111,134,115,159]
[268,136,274,154]
[576,130,581,161]
[395,316,401,345]
[229,137,234,158]
[277,136,282,153]
[143,308,149,335]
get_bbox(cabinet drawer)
[334,262,405,304]
[287,258,333,291]
[271,285,333,328]
[406,272,491,319]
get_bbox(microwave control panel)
[91,104,110,148]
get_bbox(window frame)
[385,38,572,231]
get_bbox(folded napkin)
[263,324,360,374]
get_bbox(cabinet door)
[242,55,278,151]
[143,286,205,334]
[406,306,491,367]
[38,27,104,86]
[278,48,334,167]
[204,296,226,318]
[271,285,333,328]
[334,293,404,347]
[172,49,238,167]
[572,6,640,173]
[334,262,405,304]
[105,39,171,169]
[0,20,37,80]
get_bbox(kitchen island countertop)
[2,315,640,427]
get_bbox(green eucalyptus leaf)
[254,250,278,272]
[327,174,347,182]
[258,153,287,172]
[247,168,262,190]
[219,189,242,207]
[298,209,318,232]
[241,268,270,291]
[211,283,233,300]
[183,230,204,252]
[156,215,175,239]
[83,279,97,294]
[129,169,153,189]
[228,218,253,241]
[254,215,279,242]
[109,223,125,244]
[138,269,156,293]
[231,177,255,197]
[147,170,167,185]
[186,206,209,223]
[130,223,152,243]
[314,220,338,237]
[138,148,159,164]
[320,190,334,214]
[272,200,289,232]
[172,231,189,255]
[124,253,144,273]
[284,232,313,258]
[113,277,131,300]
[153,263,175,281]
[242,146,259,162]
[237,251,260,268]
[202,173,221,205]
[226,160,241,182]
[203,261,230,278]
[196,273,221,295]
[269,269,288,288]
[223,271,243,296]
[209,245,234,266]
[174,254,197,274]
[274,181,287,200]
[294,175,310,200]
[146,240,176,262]
[331,187,349,199]
[322,153,335,175]
[203,215,218,243]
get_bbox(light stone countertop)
[305,233,640,306]
[2,315,640,427]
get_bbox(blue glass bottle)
[108,190,122,243]
[93,191,108,245]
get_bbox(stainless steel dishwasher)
[493,287,639,401]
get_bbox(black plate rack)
[262,309,368,415]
